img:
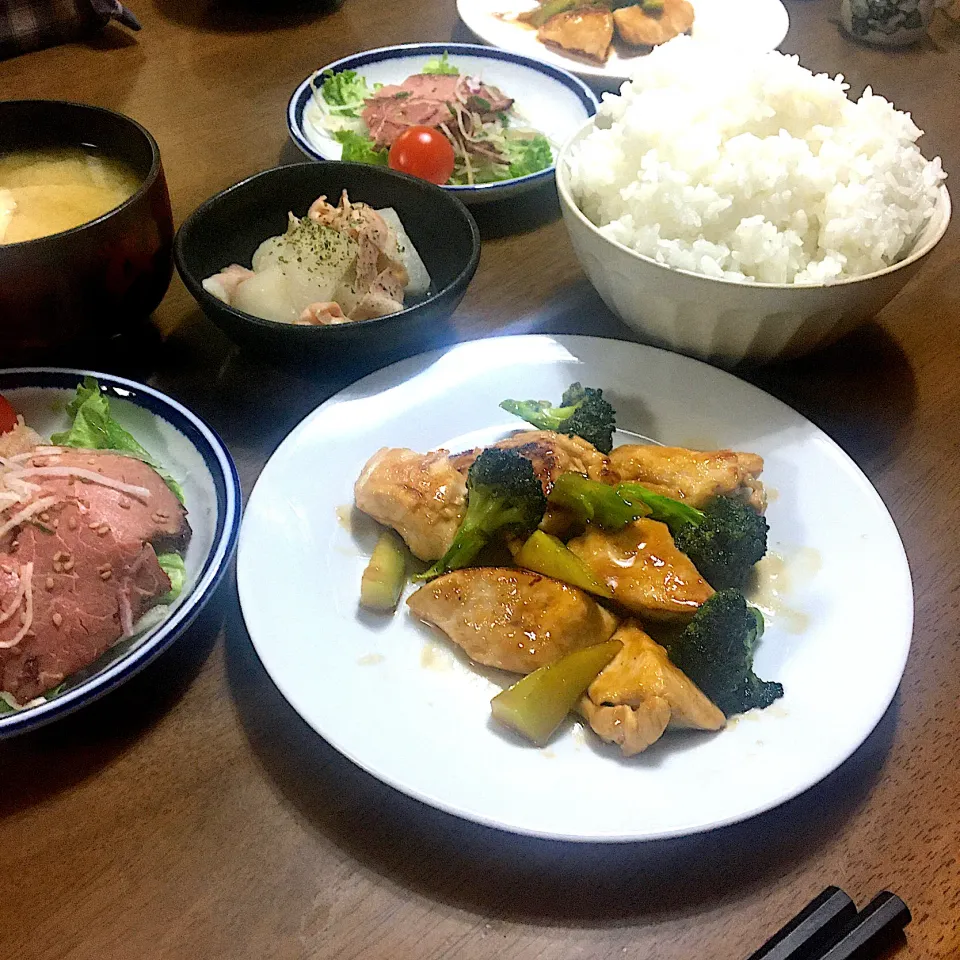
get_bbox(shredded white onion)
[0,562,33,649]
[0,496,60,541]
[118,588,134,637]
[0,565,27,626]
[15,466,151,501]
[5,475,40,497]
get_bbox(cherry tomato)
[388,126,456,185]
[0,394,18,435]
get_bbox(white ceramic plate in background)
[457,0,790,85]
[287,42,598,204]
[238,335,912,842]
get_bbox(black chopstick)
[747,887,857,960]
[816,892,912,960]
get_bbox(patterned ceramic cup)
[840,0,935,45]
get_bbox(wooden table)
[2,2,959,957]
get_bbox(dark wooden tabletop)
[2,2,959,958]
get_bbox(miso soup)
[0,147,141,245]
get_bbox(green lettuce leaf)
[320,69,378,117]
[506,134,553,179]
[157,553,187,603]
[334,130,388,166]
[51,376,185,504]
[421,52,460,76]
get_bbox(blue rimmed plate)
[0,368,241,737]
[287,42,599,204]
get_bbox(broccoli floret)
[547,473,646,529]
[500,382,616,454]
[616,484,768,588]
[418,448,547,580]
[668,589,783,717]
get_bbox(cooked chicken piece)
[451,430,616,538]
[613,0,695,47]
[567,518,713,620]
[407,568,619,674]
[610,445,766,512]
[538,8,614,63]
[579,621,724,756]
[354,448,467,562]
[296,301,347,325]
[579,697,672,757]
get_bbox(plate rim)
[286,41,599,196]
[0,367,243,738]
[238,333,913,842]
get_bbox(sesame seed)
[67,516,78,531]
[52,519,59,529]
[62,558,74,572]
[52,612,63,628]
[99,569,112,581]
[45,577,54,590]
[39,512,49,522]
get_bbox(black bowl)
[174,163,481,364]
[0,100,174,357]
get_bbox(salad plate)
[0,369,241,737]
[238,335,912,842]
[457,0,790,85]
[287,43,599,204]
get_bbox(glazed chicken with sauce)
[354,430,617,561]
[407,567,619,674]
[516,0,694,65]
[611,445,767,512]
[537,8,614,63]
[354,418,770,756]
[567,518,714,621]
[354,448,466,562]
[579,621,724,756]
[612,0,695,47]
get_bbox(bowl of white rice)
[557,38,949,365]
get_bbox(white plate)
[238,335,912,842]
[457,0,790,85]
[287,43,598,204]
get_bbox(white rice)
[566,37,946,285]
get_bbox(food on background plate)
[0,378,189,712]
[0,148,140,245]
[202,191,431,326]
[612,0,695,47]
[566,38,947,284]
[353,381,783,757]
[513,0,693,64]
[536,8,615,63]
[304,52,554,186]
